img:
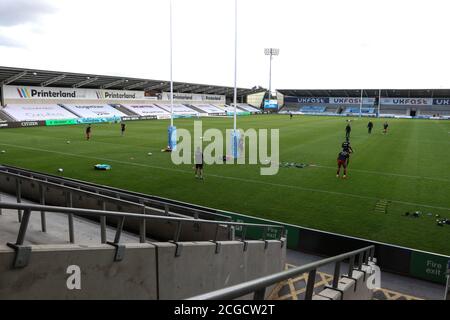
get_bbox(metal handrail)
[187,245,375,300]
[0,165,232,221]
[3,170,174,215]
[0,202,286,247]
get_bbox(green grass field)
[1,115,450,255]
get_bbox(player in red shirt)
[336,150,349,179]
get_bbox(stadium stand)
[120,104,170,117]
[155,104,198,116]
[325,106,340,114]
[223,105,250,114]
[379,105,409,116]
[61,104,127,119]
[300,106,326,113]
[111,104,140,117]
[237,103,261,113]
[0,107,16,122]
[416,106,450,116]
[189,104,226,115]
[2,104,78,121]
[0,165,286,299]
[343,107,376,115]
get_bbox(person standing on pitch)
[383,121,389,134]
[121,122,126,136]
[336,150,349,179]
[342,138,354,166]
[345,122,352,139]
[86,125,92,141]
[290,112,293,120]
[194,147,204,180]
[367,120,374,134]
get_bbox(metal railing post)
[305,269,317,300]
[140,205,146,243]
[39,185,47,232]
[16,178,22,222]
[253,287,266,300]
[67,192,75,243]
[348,255,355,278]
[15,209,31,245]
[114,216,125,243]
[100,201,107,244]
[332,261,341,288]
[164,204,169,216]
[174,221,182,242]
[357,252,363,270]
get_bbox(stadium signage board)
[433,98,450,105]
[76,117,120,124]
[381,98,433,106]
[264,99,278,109]
[0,121,46,129]
[45,119,78,126]
[297,97,329,104]
[3,85,147,101]
[161,92,226,103]
[329,97,375,105]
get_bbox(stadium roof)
[277,89,450,98]
[0,66,266,98]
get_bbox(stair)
[111,104,140,116]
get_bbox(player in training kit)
[290,113,293,120]
[121,123,126,136]
[194,147,204,180]
[383,121,389,134]
[85,125,92,141]
[345,123,351,139]
[367,121,374,134]
[336,150,349,179]
[342,139,354,166]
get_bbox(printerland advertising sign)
[3,85,149,101]
[161,92,226,103]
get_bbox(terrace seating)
[237,104,261,113]
[300,106,326,113]
[190,104,225,114]
[61,104,126,119]
[2,104,78,121]
[121,104,170,117]
[343,107,375,114]
[155,104,198,116]
[0,165,286,300]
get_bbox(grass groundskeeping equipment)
[94,164,112,171]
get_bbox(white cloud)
[1,0,450,90]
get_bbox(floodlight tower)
[264,48,279,100]
[168,0,176,150]
[231,0,240,159]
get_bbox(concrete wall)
[156,240,286,300]
[0,173,230,242]
[0,243,157,300]
[0,239,286,299]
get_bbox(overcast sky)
[1,0,449,90]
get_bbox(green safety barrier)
[410,251,449,284]
[45,119,78,126]
[224,212,299,249]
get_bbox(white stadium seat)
[156,104,198,115]
[121,104,170,116]
[62,104,126,119]
[2,104,78,121]
[191,104,225,114]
